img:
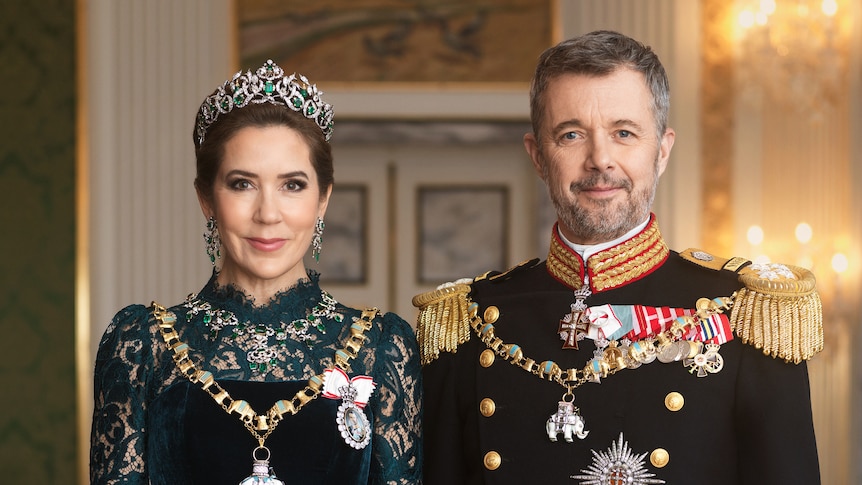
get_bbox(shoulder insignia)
[680,248,751,273]
[732,262,823,363]
[680,248,823,363]
[412,279,475,365]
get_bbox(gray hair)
[529,30,670,139]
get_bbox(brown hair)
[529,30,670,140]
[193,103,334,203]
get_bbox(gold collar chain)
[468,295,734,394]
[152,302,377,446]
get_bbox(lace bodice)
[90,272,422,484]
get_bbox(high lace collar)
[546,214,669,292]
[196,270,330,324]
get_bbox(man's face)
[524,68,675,245]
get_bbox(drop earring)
[312,217,325,262]
[204,216,221,268]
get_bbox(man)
[414,30,822,484]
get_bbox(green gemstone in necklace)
[183,289,344,375]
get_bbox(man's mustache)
[569,174,632,193]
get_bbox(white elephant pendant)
[546,400,589,442]
[239,447,285,485]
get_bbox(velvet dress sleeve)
[89,304,156,485]
[368,311,423,485]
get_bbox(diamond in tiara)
[195,60,334,147]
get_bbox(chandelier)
[735,0,851,117]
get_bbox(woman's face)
[199,125,330,294]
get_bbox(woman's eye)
[285,180,308,191]
[229,179,252,190]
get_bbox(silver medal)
[335,384,372,449]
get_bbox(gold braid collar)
[547,216,669,292]
[680,249,824,363]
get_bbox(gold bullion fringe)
[730,265,824,363]
[413,283,473,365]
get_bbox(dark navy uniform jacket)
[420,222,820,485]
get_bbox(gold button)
[483,451,501,470]
[479,398,496,417]
[650,448,669,468]
[664,391,684,412]
[479,349,495,367]
[483,306,500,323]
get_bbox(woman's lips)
[247,238,287,252]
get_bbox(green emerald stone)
[300,88,308,98]
[203,314,212,324]
[306,106,315,115]
[249,362,258,370]
[265,81,274,94]
[220,99,230,110]
[234,94,245,104]
[291,97,302,108]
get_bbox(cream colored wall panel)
[558,0,702,250]
[317,146,392,313]
[86,0,232,362]
[393,145,535,321]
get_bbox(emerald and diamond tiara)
[195,60,334,147]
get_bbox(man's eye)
[563,132,579,140]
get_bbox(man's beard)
[545,160,660,243]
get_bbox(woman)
[90,61,422,484]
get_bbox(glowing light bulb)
[747,225,764,246]
[795,223,813,244]
[739,10,756,28]
[831,253,848,273]
[760,0,776,15]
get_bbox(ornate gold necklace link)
[466,295,734,393]
[152,303,377,446]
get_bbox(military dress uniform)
[415,216,822,485]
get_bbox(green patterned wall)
[0,0,78,483]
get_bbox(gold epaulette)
[681,248,824,363]
[412,280,474,365]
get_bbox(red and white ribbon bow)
[322,368,376,409]
[584,304,624,340]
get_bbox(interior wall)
[728,1,861,482]
[849,2,862,481]
[78,0,861,482]
[78,0,709,477]
[0,0,77,482]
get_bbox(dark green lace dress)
[90,272,422,484]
